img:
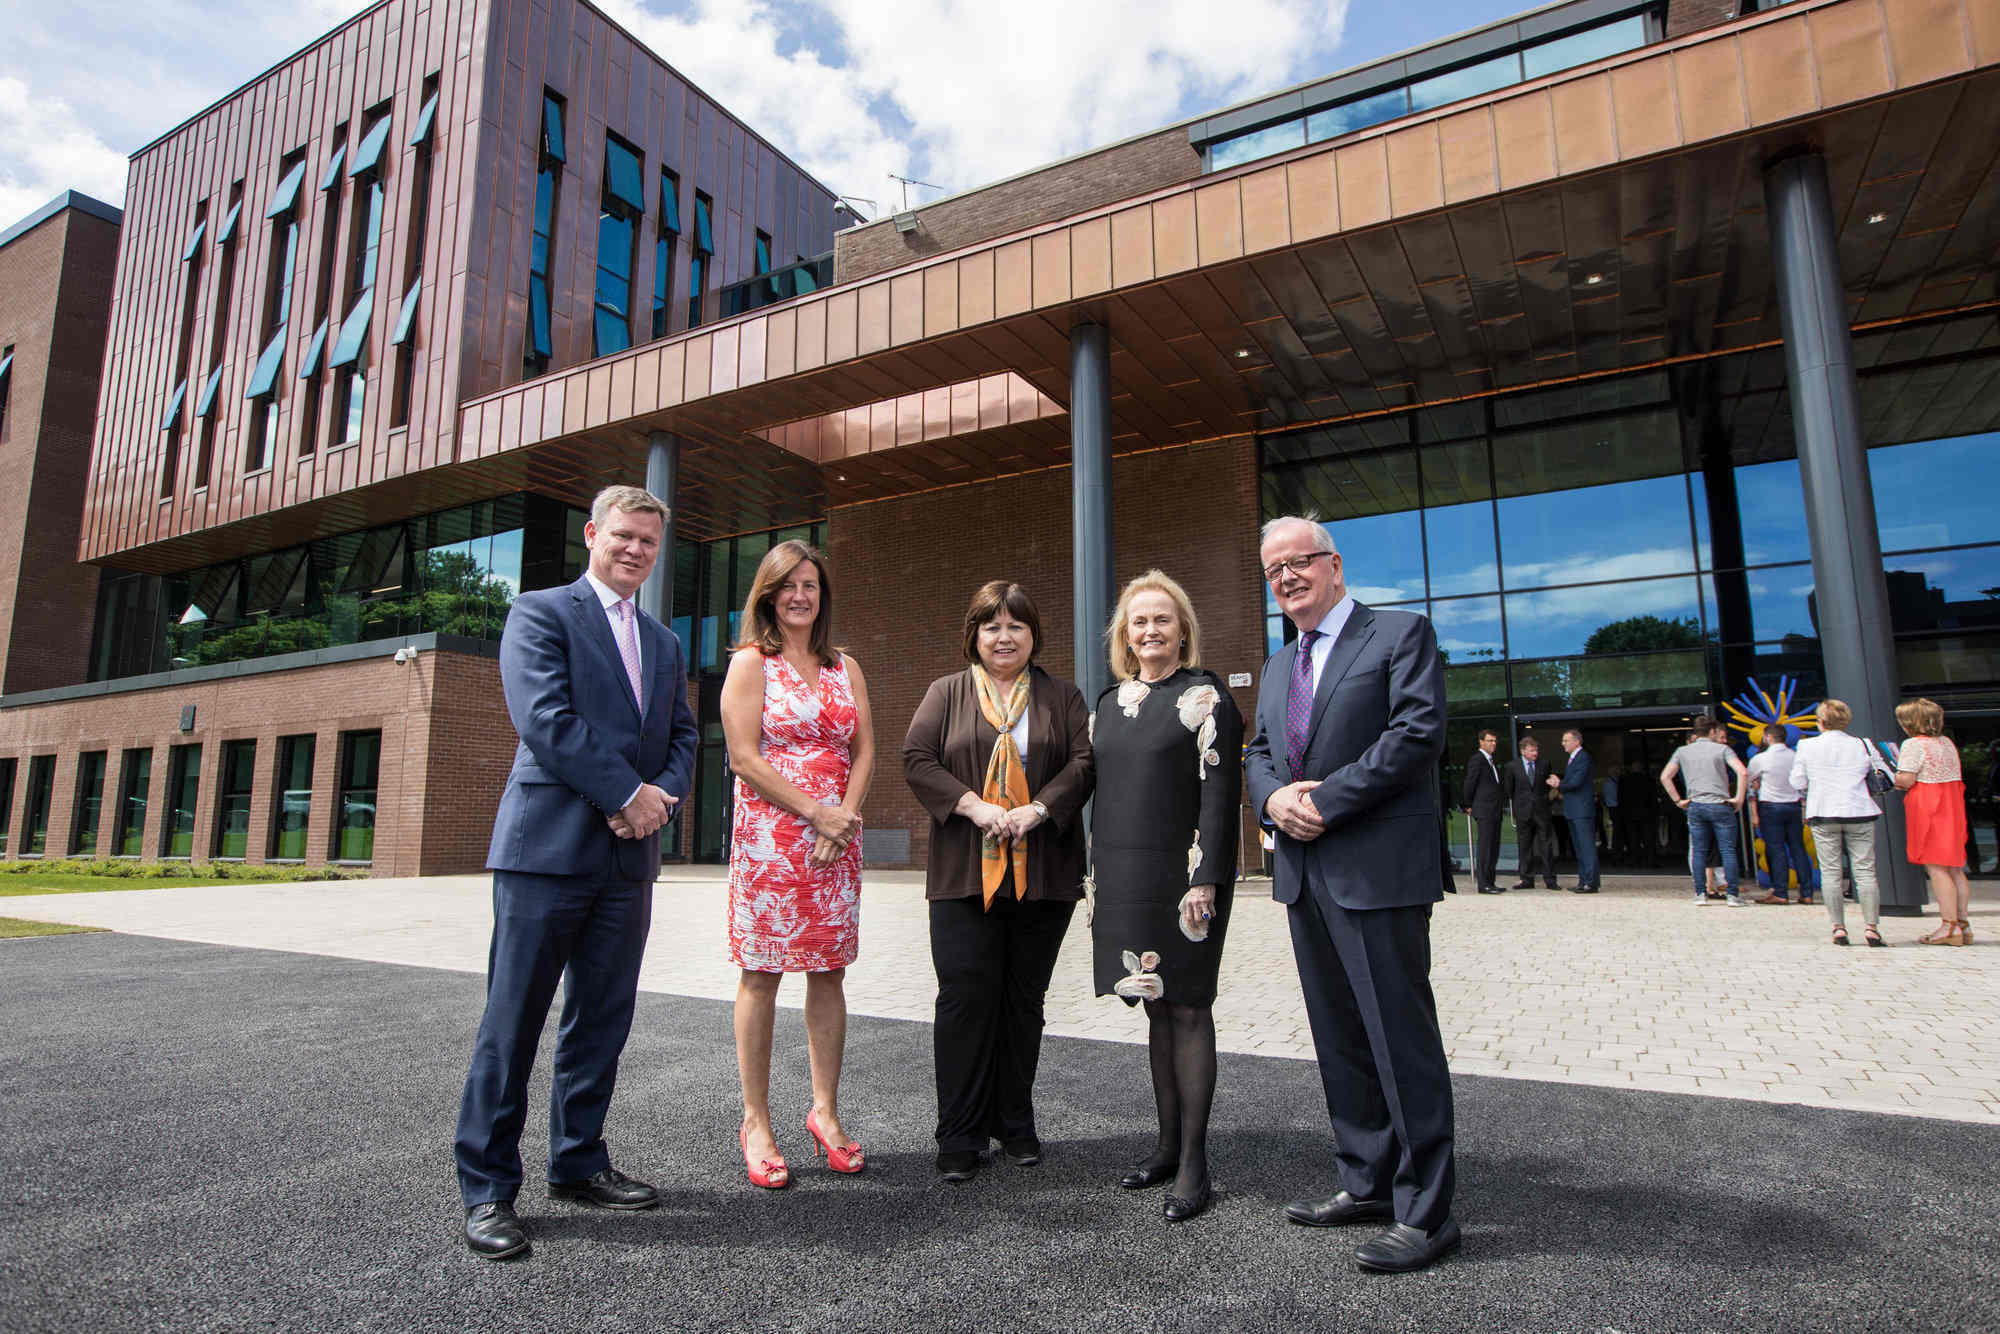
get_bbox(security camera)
[393,647,410,664]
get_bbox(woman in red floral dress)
[720,540,875,1187]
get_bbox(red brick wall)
[0,206,117,695]
[1667,0,1743,38]
[827,434,1263,868]
[0,647,511,874]
[834,128,1201,284]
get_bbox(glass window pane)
[1430,595,1503,663]
[337,731,380,861]
[1883,545,2000,633]
[528,278,551,359]
[1871,432,2000,551]
[1729,458,1812,567]
[597,212,635,278]
[1705,563,1821,644]
[1305,88,1409,143]
[214,740,256,859]
[1504,576,1704,659]
[605,139,644,213]
[1498,475,1694,588]
[594,306,630,356]
[1207,118,1306,171]
[1423,482,1498,598]
[541,96,566,163]
[270,735,315,859]
[1511,649,1710,713]
[1443,663,1508,711]
[1522,15,1649,78]
[1898,631,2000,688]
[1408,53,1522,112]
[163,745,201,858]
[349,116,393,179]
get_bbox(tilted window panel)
[329,287,375,369]
[215,199,243,246]
[692,193,713,254]
[318,143,349,192]
[540,94,566,164]
[299,317,330,380]
[605,138,644,214]
[245,329,286,399]
[195,366,224,418]
[159,380,188,432]
[409,89,439,147]
[660,169,681,233]
[391,280,421,347]
[181,218,207,262]
[265,158,307,218]
[349,116,393,179]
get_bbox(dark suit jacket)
[486,576,698,882]
[1501,758,1553,826]
[1245,603,1446,911]
[1557,748,1596,821]
[1461,749,1502,820]
[902,664,1094,902]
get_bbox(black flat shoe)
[1476,886,1505,895]
[936,1150,979,1183]
[1001,1137,1041,1167]
[1285,1190,1394,1228]
[1119,1160,1177,1190]
[464,1201,529,1260]
[548,1166,659,1210]
[1568,885,1598,894]
[1355,1219,1461,1273]
[1163,1180,1212,1223]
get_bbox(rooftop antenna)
[888,173,943,210]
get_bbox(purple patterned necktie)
[614,599,645,712]
[1285,630,1321,780]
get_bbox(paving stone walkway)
[7,868,1994,1123]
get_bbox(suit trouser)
[1473,815,1500,888]
[1567,815,1599,887]
[1517,816,1557,885]
[456,869,652,1207]
[930,892,1075,1153]
[1288,887,1456,1231]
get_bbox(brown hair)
[735,540,838,666]
[1106,569,1202,681]
[962,581,1042,664]
[590,484,669,527]
[1896,697,1944,737]
[1478,728,1498,742]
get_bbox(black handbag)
[1862,738,1897,798]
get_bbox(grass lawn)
[0,916,106,938]
[0,864,361,897]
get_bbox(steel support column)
[639,430,680,625]
[1764,153,1922,913]
[1070,324,1114,708]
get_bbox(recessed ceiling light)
[1234,348,1253,359]
[1585,272,1604,285]
[835,473,847,481]
[1867,211,1889,225]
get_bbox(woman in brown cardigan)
[902,580,1093,1183]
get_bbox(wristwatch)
[1029,800,1050,821]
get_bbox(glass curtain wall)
[69,751,108,856]
[213,741,257,859]
[161,745,202,858]
[270,735,316,859]
[114,749,152,857]
[89,494,588,681]
[335,730,381,862]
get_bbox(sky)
[0,0,1531,228]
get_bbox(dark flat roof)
[0,191,123,253]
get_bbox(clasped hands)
[957,792,1045,843]
[606,784,677,840]
[806,803,862,866]
[1265,780,1325,841]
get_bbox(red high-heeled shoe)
[740,1122,790,1189]
[805,1108,864,1174]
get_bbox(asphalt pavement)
[2,931,1995,1333]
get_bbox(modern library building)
[0,0,1995,907]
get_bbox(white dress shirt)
[1301,594,1357,696]
[583,569,645,811]
[1747,744,1801,803]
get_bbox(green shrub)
[0,858,366,882]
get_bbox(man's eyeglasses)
[1261,551,1335,584]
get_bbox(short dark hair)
[1478,728,1498,742]
[962,581,1042,664]
[1563,728,1582,744]
[1520,736,1539,750]
[1691,714,1715,734]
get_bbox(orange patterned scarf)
[971,664,1031,910]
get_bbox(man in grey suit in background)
[1245,515,1460,1273]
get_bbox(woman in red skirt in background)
[1895,697,1973,947]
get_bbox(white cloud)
[0,77,130,225]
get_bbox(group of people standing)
[451,489,1462,1275]
[1460,727,1599,894]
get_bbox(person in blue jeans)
[1660,716,1750,906]
[1747,725,1813,904]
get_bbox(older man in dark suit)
[1246,515,1459,1273]
[455,484,698,1261]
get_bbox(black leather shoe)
[464,1202,529,1260]
[1119,1160,1177,1190]
[1510,882,1532,890]
[548,1166,659,1210]
[1477,886,1505,895]
[1355,1219,1462,1273]
[937,1150,979,1183]
[1163,1180,1212,1223]
[1568,884,1598,894]
[1285,1190,1394,1228]
[1001,1137,1041,1166]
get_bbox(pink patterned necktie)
[1285,630,1321,780]
[614,599,644,712]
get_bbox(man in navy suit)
[456,484,698,1260]
[1555,729,1599,892]
[1246,515,1459,1273]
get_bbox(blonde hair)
[1896,697,1944,737]
[1106,569,1202,681]
[1817,698,1852,731]
[589,484,668,527]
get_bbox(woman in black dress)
[1090,569,1244,1224]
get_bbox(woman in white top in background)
[1790,699,1886,947]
